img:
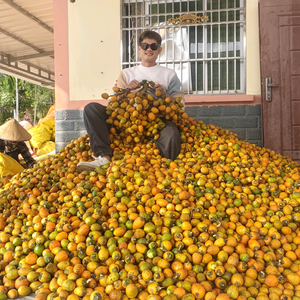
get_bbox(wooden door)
[259,0,300,163]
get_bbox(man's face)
[138,38,162,66]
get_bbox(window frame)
[121,0,246,95]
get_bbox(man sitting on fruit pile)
[77,30,184,173]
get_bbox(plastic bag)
[0,153,24,178]
[28,126,52,149]
[36,141,56,156]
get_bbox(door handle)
[265,77,279,102]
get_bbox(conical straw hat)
[0,119,32,142]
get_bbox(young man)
[77,30,184,173]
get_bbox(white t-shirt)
[118,64,183,98]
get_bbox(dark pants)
[83,102,181,160]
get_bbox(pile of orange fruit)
[0,84,299,300]
[104,80,187,142]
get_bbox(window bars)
[121,0,245,95]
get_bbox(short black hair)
[139,30,162,46]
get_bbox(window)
[121,0,245,95]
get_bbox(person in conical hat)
[0,119,36,168]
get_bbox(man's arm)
[116,71,127,89]
[117,71,142,91]
[166,74,184,96]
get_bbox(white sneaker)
[77,156,110,173]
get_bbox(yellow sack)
[36,141,56,156]
[28,126,52,149]
[38,105,55,126]
[0,153,24,178]
[39,118,55,132]
[51,130,55,141]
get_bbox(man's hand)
[153,83,164,92]
[126,80,141,90]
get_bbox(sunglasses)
[139,43,160,51]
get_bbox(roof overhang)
[0,0,54,88]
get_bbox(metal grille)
[121,0,245,95]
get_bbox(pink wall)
[53,0,107,111]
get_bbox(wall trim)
[185,94,261,106]
[54,95,262,111]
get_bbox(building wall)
[54,0,263,152]
[68,1,121,101]
[55,105,262,150]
